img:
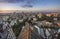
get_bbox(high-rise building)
[0,23,16,39]
[17,22,44,39]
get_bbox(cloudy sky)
[0,0,60,11]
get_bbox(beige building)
[17,22,44,39]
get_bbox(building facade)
[17,23,44,39]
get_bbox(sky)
[0,0,60,12]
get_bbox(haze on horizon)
[0,0,60,13]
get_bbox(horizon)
[0,0,60,13]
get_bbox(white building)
[0,22,16,39]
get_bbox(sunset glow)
[0,0,60,13]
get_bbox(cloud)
[0,0,35,3]
[7,0,25,3]
[22,4,33,7]
[0,0,25,3]
[0,0,37,8]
